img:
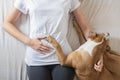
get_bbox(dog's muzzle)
[104,33,110,40]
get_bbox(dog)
[46,32,120,80]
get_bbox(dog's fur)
[46,32,120,80]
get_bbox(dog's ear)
[88,31,97,39]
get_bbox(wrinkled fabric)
[1,0,120,80]
[14,0,80,66]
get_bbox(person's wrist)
[84,30,91,39]
[25,38,32,46]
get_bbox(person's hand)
[28,35,52,53]
[94,56,103,72]
[84,30,92,40]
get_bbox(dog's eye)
[95,34,98,37]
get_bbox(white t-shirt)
[14,0,81,66]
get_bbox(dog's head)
[88,31,109,43]
[88,31,110,52]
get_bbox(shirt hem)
[25,61,60,66]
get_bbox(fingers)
[94,56,103,72]
[37,42,53,53]
[29,36,53,54]
[36,35,47,40]
[94,64,102,72]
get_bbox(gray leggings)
[27,64,75,80]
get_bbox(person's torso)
[25,0,73,66]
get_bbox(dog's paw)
[46,35,56,43]
[46,35,60,48]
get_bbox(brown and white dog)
[46,32,120,80]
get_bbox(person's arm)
[2,8,31,44]
[2,7,51,53]
[73,7,103,72]
[73,7,92,39]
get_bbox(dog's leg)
[46,36,72,66]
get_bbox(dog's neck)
[77,38,103,56]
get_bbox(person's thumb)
[36,35,46,40]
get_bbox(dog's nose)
[104,33,110,39]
